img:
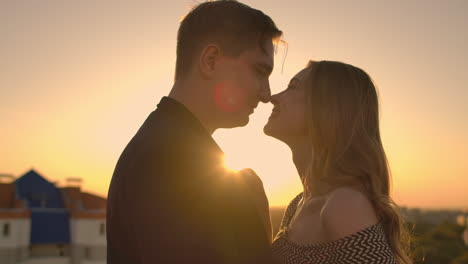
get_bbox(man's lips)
[248,102,259,112]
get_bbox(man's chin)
[220,116,249,129]
[235,116,250,127]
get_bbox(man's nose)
[259,82,271,103]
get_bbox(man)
[107,1,282,263]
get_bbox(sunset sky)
[1,0,467,209]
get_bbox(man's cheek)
[213,81,247,112]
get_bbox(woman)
[263,61,412,263]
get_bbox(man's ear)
[198,44,221,79]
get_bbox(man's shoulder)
[111,113,179,177]
[127,109,188,152]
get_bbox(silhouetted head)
[264,60,411,263]
[174,0,282,130]
[265,61,383,157]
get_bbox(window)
[84,247,91,259]
[99,223,105,236]
[3,223,10,237]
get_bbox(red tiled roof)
[0,183,14,208]
[70,211,106,219]
[81,192,106,210]
[0,183,29,218]
[60,187,106,219]
[60,187,82,211]
[0,210,30,218]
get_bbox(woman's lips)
[270,107,280,118]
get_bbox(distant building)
[403,207,466,225]
[0,170,106,264]
[0,176,30,264]
[464,216,468,247]
[457,214,467,226]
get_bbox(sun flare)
[221,154,243,173]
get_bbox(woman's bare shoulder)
[320,187,379,241]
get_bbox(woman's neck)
[289,139,333,199]
[290,140,309,179]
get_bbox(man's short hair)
[175,0,282,80]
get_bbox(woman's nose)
[270,93,280,106]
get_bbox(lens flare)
[213,81,247,112]
[221,154,241,173]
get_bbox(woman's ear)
[198,44,221,79]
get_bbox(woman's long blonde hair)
[303,61,412,263]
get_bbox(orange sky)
[1,0,467,209]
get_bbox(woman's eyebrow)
[289,78,299,85]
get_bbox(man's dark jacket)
[107,97,273,263]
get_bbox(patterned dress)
[272,193,397,264]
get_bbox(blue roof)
[30,209,70,244]
[15,170,64,208]
[14,170,71,244]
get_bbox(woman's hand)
[239,168,273,244]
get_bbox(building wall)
[29,244,70,257]
[0,248,16,264]
[70,219,106,246]
[0,247,28,264]
[70,219,106,264]
[0,218,30,264]
[0,218,30,248]
[18,256,71,264]
[464,225,468,246]
[70,245,106,264]
[81,261,105,264]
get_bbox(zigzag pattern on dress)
[271,193,397,264]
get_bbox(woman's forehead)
[291,67,311,83]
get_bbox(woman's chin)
[263,120,278,137]
[264,125,289,146]
[263,124,272,136]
